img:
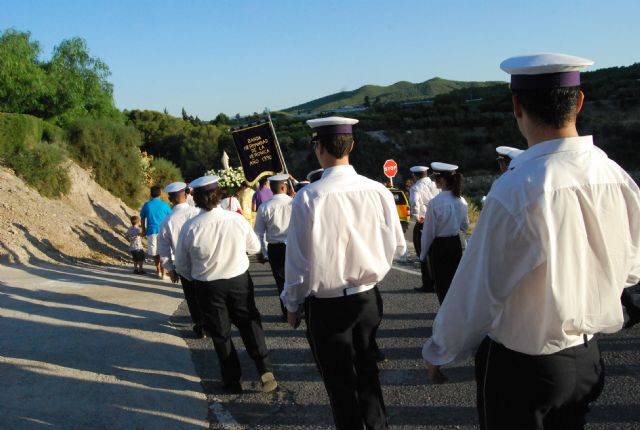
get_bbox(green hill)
[282,77,504,114]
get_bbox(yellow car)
[389,188,410,231]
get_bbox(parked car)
[389,188,410,232]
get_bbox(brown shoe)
[260,372,278,393]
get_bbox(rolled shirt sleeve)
[281,195,313,312]
[158,218,174,271]
[174,223,192,280]
[422,197,537,366]
[245,222,261,255]
[420,201,436,262]
[253,205,269,259]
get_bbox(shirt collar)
[173,202,190,210]
[509,135,594,170]
[272,193,291,200]
[321,164,357,178]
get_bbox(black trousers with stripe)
[267,242,288,317]
[428,235,462,304]
[413,222,434,292]
[304,287,388,430]
[475,336,604,430]
[195,272,272,386]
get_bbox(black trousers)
[475,336,605,430]
[305,287,388,430]
[195,272,272,386]
[413,222,434,291]
[428,235,462,304]
[267,242,287,317]
[179,275,205,330]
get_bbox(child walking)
[126,215,145,274]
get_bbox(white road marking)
[209,400,238,425]
[391,265,421,276]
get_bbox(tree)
[364,95,371,107]
[214,112,230,125]
[0,30,49,116]
[45,37,120,126]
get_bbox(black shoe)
[222,382,243,394]
[414,287,429,293]
[373,350,388,363]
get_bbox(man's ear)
[512,95,523,119]
[576,90,585,114]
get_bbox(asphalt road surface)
[172,259,640,430]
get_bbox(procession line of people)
[136,51,639,430]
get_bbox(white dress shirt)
[175,208,261,281]
[254,193,293,258]
[423,136,640,366]
[411,177,439,219]
[158,203,201,275]
[419,191,469,261]
[220,196,242,213]
[281,165,407,312]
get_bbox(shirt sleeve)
[412,187,424,220]
[140,202,148,219]
[460,198,470,232]
[253,206,269,258]
[174,223,192,279]
[382,189,407,259]
[158,218,174,271]
[420,201,437,261]
[422,197,539,366]
[282,194,313,312]
[245,221,261,255]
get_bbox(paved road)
[174,258,640,430]
[0,261,209,429]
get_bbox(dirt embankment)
[0,162,136,265]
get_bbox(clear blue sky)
[2,0,638,119]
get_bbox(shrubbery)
[148,157,183,189]
[0,113,71,197]
[67,118,145,207]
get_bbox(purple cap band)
[313,124,354,136]
[511,71,581,90]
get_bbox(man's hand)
[287,310,301,329]
[417,216,425,224]
[168,270,180,283]
[424,359,448,384]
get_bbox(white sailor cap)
[307,116,359,137]
[507,148,524,159]
[410,166,429,173]
[189,175,219,191]
[431,162,458,174]
[268,173,289,182]
[164,181,187,194]
[306,168,324,182]
[500,53,593,90]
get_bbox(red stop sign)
[383,159,398,178]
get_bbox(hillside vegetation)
[283,77,503,114]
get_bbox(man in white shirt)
[175,175,277,394]
[422,53,640,429]
[158,182,204,336]
[410,166,439,293]
[254,173,293,319]
[282,117,406,430]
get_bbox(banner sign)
[231,122,285,185]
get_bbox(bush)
[10,141,71,198]
[149,157,183,188]
[0,113,43,155]
[67,118,145,207]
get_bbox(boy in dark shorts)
[126,215,145,274]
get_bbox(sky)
[2,0,639,119]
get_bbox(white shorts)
[147,234,159,256]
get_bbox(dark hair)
[130,215,140,224]
[512,86,581,128]
[269,180,286,194]
[193,187,221,211]
[259,177,269,187]
[440,172,463,198]
[150,185,162,198]
[316,134,354,158]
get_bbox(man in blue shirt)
[140,185,172,278]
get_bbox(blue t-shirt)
[140,198,172,235]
